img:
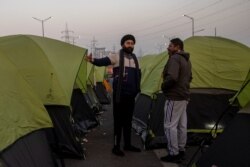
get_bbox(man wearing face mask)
[85,34,141,157]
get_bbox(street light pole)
[183,14,194,37]
[32,16,52,37]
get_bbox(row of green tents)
[133,36,250,166]
[1,34,249,167]
[140,36,250,97]
[0,35,84,151]
[0,35,109,167]
[133,36,250,149]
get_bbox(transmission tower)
[91,37,98,57]
[61,23,74,43]
[112,44,116,53]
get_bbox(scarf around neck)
[115,49,139,103]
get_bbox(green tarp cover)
[87,62,94,85]
[233,70,250,108]
[0,35,87,106]
[0,52,52,151]
[75,57,88,93]
[139,52,167,97]
[95,66,106,82]
[185,36,250,91]
[140,36,250,97]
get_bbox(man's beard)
[168,49,176,56]
[122,47,134,54]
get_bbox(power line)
[75,0,250,52]
[176,6,250,37]
[186,0,223,15]
[181,6,250,37]
[137,0,250,40]
[131,0,222,34]
[77,0,217,38]
[81,0,246,43]
[93,0,198,36]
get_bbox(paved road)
[65,104,196,167]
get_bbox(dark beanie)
[120,34,136,46]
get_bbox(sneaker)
[112,147,125,156]
[160,154,181,163]
[124,145,141,152]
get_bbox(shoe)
[160,154,181,163]
[112,147,125,156]
[124,145,141,152]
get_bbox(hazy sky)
[1,0,250,55]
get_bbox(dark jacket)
[92,51,141,98]
[161,51,192,100]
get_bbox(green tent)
[75,58,88,94]
[95,66,106,82]
[232,70,250,108]
[194,71,250,167]
[140,36,250,94]
[133,36,250,148]
[85,64,106,84]
[0,35,87,106]
[0,51,52,151]
[185,36,250,90]
[0,35,89,159]
[139,52,167,97]
[86,62,95,86]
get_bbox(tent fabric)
[45,105,85,159]
[87,63,95,85]
[1,130,56,167]
[139,36,250,96]
[185,36,250,91]
[94,82,111,105]
[133,93,167,149]
[133,36,250,148]
[132,94,153,142]
[0,35,89,160]
[187,92,238,130]
[0,51,52,151]
[195,112,250,167]
[86,85,102,112]
[240,103,250,114]
[71,88,99,135]
[146,93,167,149]
[75,58,88,94]
[139,52,167,97]
[0,35,87,106]
[232,70,250,108]
[95,66,106,82]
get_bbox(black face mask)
[122,47,134,54]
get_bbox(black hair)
[120,34,136,46]
[170,38,184,50]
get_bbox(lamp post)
[183,14,194,37]
[32,16,52,37]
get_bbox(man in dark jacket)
[160,38,192,163]
[85,34,141,157]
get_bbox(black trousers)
[113,95,135,148]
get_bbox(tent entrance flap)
[45,105,85,159]
[1,130,57,167]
